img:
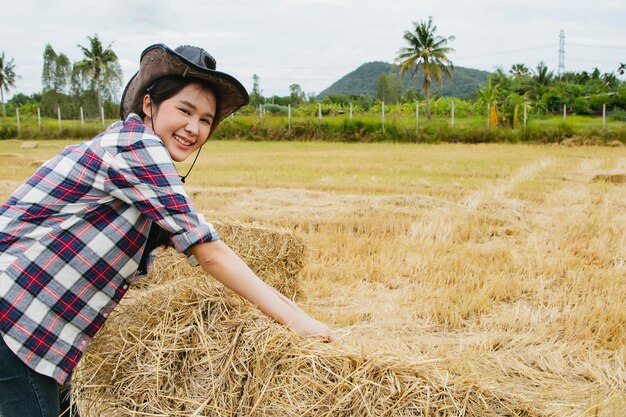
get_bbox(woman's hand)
[191,240,336,343]
[288,313,336,343]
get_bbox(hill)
[317,61,491,99]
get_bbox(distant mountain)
[317,61,491,99]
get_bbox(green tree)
[601,72,620,90]
[477,79,503,105]
[0,52,18,118]
[491,67,512,91]
[289,83,305,106]
[323,93,349,106]
[533,62,554,87]
[526,62,554,102]
[572,96,592,115]
[42,44,71,94]
[476,79,503,112]
[376,73,402,104]
[509,63,530,78]
[75,34,122,112]
[249,73,264,107]
[395,16,455,119]
[401,86,419,103]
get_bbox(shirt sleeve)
[102,133,219,254]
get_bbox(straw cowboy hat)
[120,43,249,122]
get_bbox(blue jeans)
[0,336,78,417]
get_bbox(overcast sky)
[2,0,625,100]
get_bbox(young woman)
[0,44,334,417]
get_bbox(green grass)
[1,113,625,143]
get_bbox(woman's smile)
[173,133,194,147]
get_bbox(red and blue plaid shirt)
[0,114,219,383]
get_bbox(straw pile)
[136,219,307,298]
[73,275,543,417]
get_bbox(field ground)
[0,139,624,416]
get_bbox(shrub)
[609,110,626,121]
[572,97,592,115]
[0,125,18,139]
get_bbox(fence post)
[288,104,291,133]
[381,101,385,133]
[57,107,62,131]
[317,104,322,122]
[563,104,566,121]
[349,102,353,121]
[101,106,105,125]
[416,100,419,133]
[523,102,527,132]
[80,107,84,126]
[487,103,490,129]
[37,107,41,131]
[602,103,606,129]
[451,100,455,128]
[16,108,20,133]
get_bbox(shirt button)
[80,340,87,346]
[123,285,128,290]
[103,312,109,318]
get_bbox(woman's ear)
[142,94,152,118]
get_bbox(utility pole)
[558,30,565,75]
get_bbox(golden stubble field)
[0,139,624,416]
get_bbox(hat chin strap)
[149,95,200,184]
[179,147,202,183]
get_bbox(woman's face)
[143,82,217,162]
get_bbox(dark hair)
[129,76,221,127]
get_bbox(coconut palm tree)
[509,63,530,78]
[395,16,455,120]
[476,78,503,108]
[75,34,120,113]
[0,52,18,118]
[533,62,554,87]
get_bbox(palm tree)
[0,52,18,118]
[509,63,530,78]
[75,34,120,113]
[533,62,554,87]
[491,67,512,91]
[476,78,503,107]
[395,17,455,120]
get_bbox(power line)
[455,45,555,60]
[568,43,626,50]
[567,58,623,64]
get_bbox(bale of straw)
[20,141,39,149]
[137,219,307,298]
[73,277,543,417]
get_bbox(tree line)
[1,24,625,125]
[243,17,626,125]
[1,34,122,120]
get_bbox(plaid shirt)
[0,114,219,383]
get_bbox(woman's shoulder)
[95,114,162,151]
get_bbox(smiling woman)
[0,43,335,417]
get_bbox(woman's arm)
[190,240,335,342]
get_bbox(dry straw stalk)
[74,271,542,416]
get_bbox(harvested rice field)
[0,140,624,416]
